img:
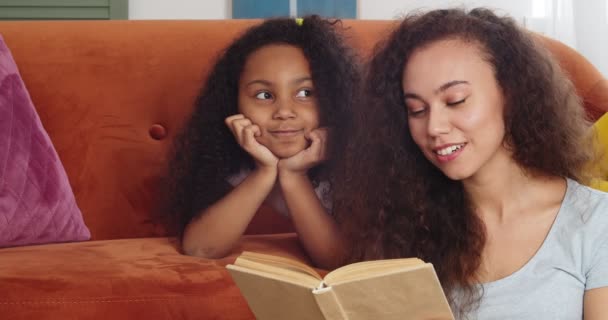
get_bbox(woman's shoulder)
[564,178,608,217]
[559,178,608,242]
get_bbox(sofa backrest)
[0,20,606,240]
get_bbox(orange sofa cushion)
[0,233,311,319]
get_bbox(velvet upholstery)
[0,20,606,319]
[0,234,309,320]
[0,36,89,248]
[534,34,608,120]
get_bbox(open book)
[226,251,454,320]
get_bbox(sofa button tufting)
[149,124,167,140]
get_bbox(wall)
[359,0,529,21]
[128,0,540,21]
[128,0,530,20]
[128,0,607,77]
[573,0,608,79]
[129,0,229,20]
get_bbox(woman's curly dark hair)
[162,16,360,240]
[332,7,594,316]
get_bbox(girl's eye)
[255,92,273,100]
[295,89,313,98]
[446,98,466,106]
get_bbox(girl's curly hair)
[162,16,360,240]
[332,8,594,316]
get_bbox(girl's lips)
[269,129,304,138]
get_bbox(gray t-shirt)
[453,179,608,319]
[227,169,332,217]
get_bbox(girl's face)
[402,39,509,181]
[238,44,320,159]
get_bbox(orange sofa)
[0,20,606,320]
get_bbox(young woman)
[334,8,608,318]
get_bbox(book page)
[237,251,322,280]
[227,264,327,320]
[234,254,321,287]
[331,264,454,320]
[324,257,423,285]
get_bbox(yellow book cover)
[226,251,454,320]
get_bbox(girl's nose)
[272,100,296,120]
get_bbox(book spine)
[312,286,349,320]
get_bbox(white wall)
[129,0,230,20]
[359,0,529,21]
[357,0,607,77]
[128,0,607,77]
[573,1,608,79]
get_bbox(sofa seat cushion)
[0,233,310,320]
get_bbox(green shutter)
[0,0,128,20]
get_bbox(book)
[226,251,454,320]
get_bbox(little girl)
[164,16,359,269]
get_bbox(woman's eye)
[446,98,466,106]
[405,101,426,117]
[407,109,426,117]
[295,89,313,98]
[255,92,273,100]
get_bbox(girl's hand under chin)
[225,114,278,170]
[278,128,328,176]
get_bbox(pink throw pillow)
[0,35,90,247]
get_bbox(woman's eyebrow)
[403,80,470,99]
[436,80,469,93]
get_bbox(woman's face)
[238,44,320,159]
[402,38,510,181]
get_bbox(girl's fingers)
[307,132,322,161]
[307,128,328,142]
[249,125,261,137]
[242,125,260,148]
[225,114,244,139]
[225,115,275,166]
[315,127,329,138]
[225,114,245,139]
[224,114,245,126]
[231,118,253,143]
[308,128,328,161]
[318,136,327,161]
[319,129,328,161]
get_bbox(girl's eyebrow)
[291,76,312,85]
[244,79,272,87]
[403,80,469,100]
[244,76,312,88]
